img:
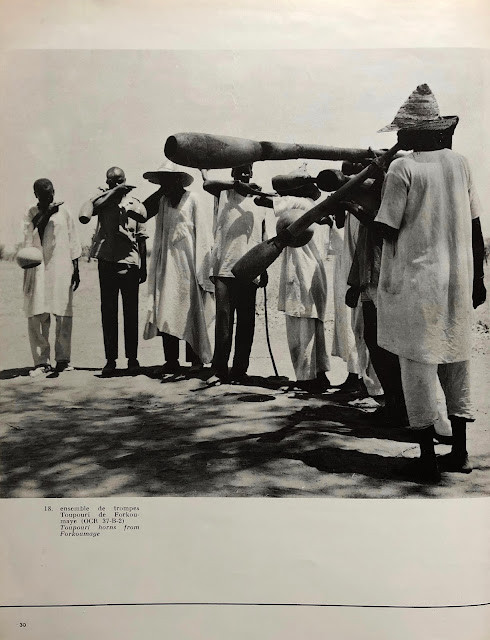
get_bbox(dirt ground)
[1,259,489,498]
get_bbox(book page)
[0,2,489,639]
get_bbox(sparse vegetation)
[0,242,22,261]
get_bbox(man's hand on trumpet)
[233,180,275,198]
[317,214,334,227]
[254,194,274,208]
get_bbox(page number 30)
[20,623,27,627]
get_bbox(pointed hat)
[143,159,194,186]
[378,84,459,133]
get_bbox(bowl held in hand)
[16,247,43,269]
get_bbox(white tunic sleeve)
[375,164,409,230]
[273,196,291,218]
[22,208,41,311]
[273,195,305,219]
[66,209,82,261]
[462,157,483,220]
[193,193,215,293]
[23,207,37,247]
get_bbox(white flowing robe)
[211,190,266,284]
[273,196,330,379]
[273,196,329,320]
[330,225,360,373]
[144,191,215,363]
[375,149,481,364]
[22,206,81,318]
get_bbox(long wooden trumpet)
[273,168,374,194]
[231,143,402,282]
[165,132,389,169]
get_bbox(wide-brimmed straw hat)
[378,84,459,133]
[143,160,194,186]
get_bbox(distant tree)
[0,242,23,261]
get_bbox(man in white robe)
[143,162,214,373]
[374,84,486,480]
[330,225,361,387]
[202,164,267,384]
[258,168,331,393]
[23,178,81,376]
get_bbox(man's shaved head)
[33,178,54,204]
[33,178,53,193]
[106,167,126,188]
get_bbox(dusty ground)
[1,259,489,498]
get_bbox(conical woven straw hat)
[143,159,194,186]
[378,84,458,133]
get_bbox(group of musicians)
[21,85,486,482]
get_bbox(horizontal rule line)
[1,602,490,610]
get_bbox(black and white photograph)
[0,2,489,638]
[1,47,489,499]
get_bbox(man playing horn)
[342,175,408,424]
[373,84,486,481]
[255,166,332,393]
[79,167,148,376]
[142,161,214,374]
[23,178,81,376]
[202,164,268,384]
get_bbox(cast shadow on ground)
[256,403,416,446]
[0,375,487,498]
[0,367,32,380]
[187,373,291,392]
[0,366,107,380]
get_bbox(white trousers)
[331,255,360,375]
[399,357,474,429]
[285,316,330,381]
[28,313,73,366]
[352,304,383,396]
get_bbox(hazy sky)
[1,48,488,247]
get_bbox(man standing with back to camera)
[79,167,148,376]
[373,84,486,482]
